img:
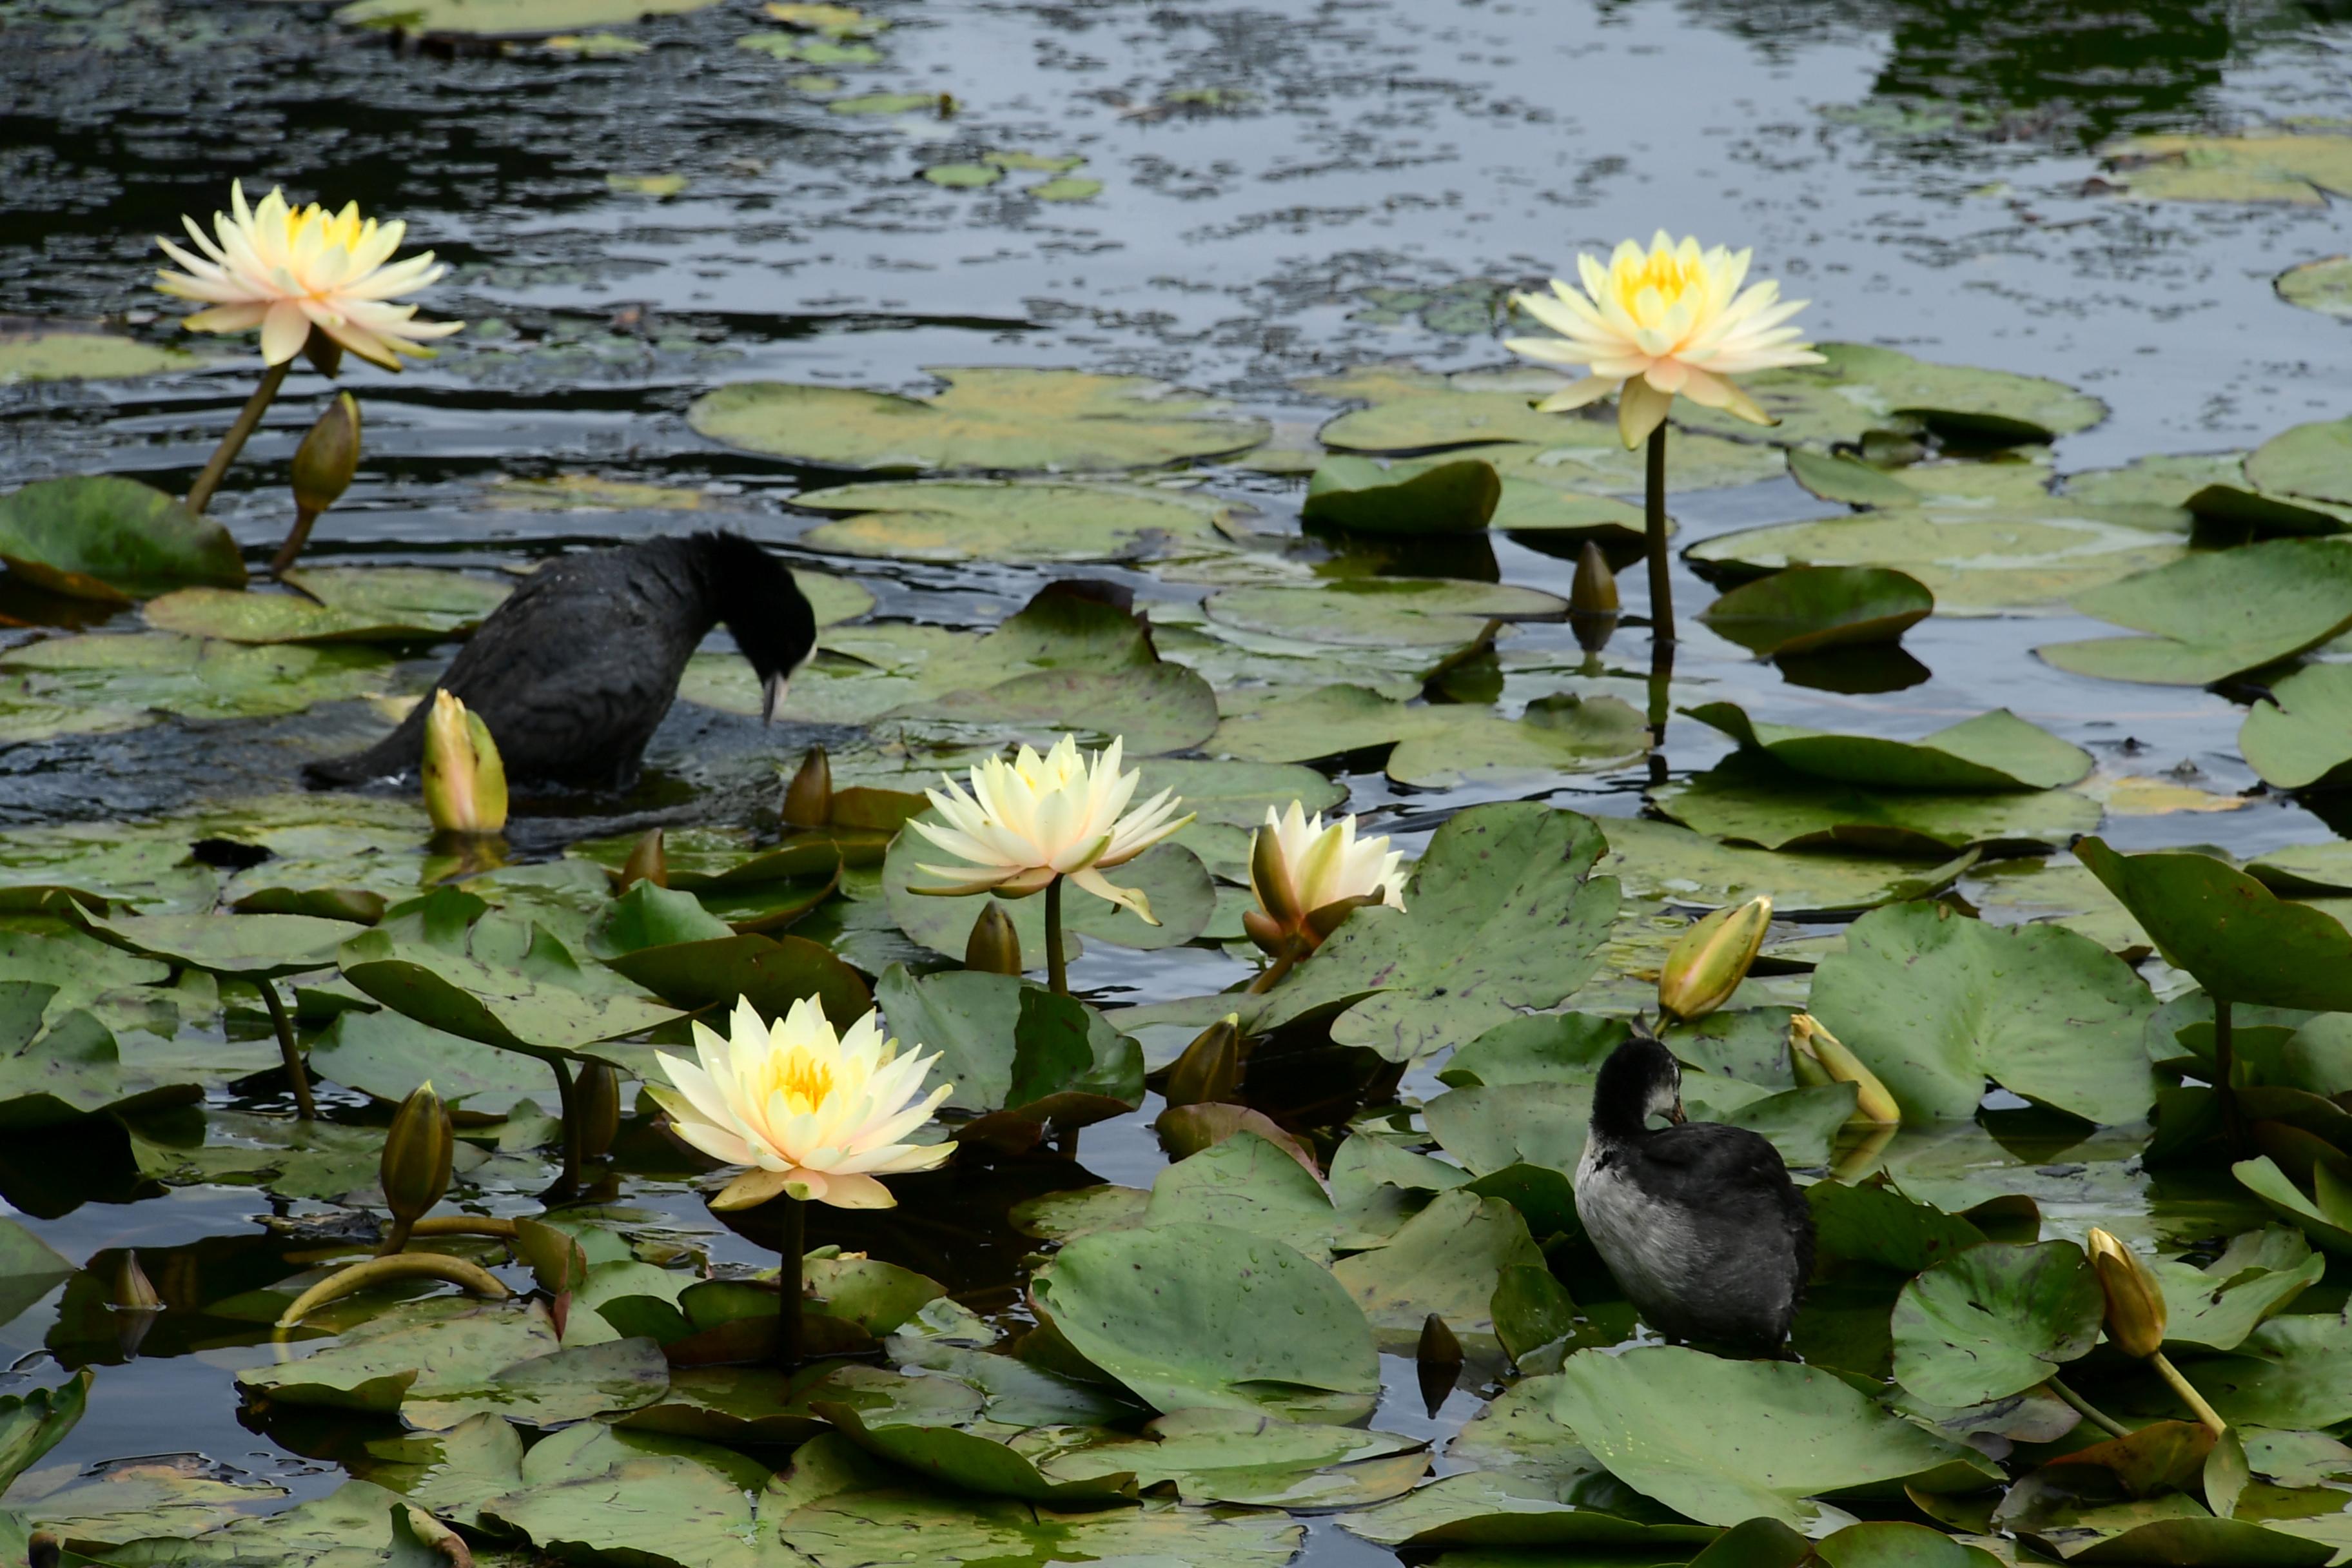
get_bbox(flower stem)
[1246,936,1303,995]
[186,358,293,518]
[2045,1375,2132,1439]
[376,1217,415,1259]
[1644,423,1672,644]
[2151,1351,2228,1436]
[257,979,317,1121]
[778,1193,805,1373]
[549,1057,582,1196]
[2215,997,2246,1157]
[1646,631,1675,789]
[270,505,324,576]
[1044,875,1068,997]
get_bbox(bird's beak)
[761,672,789,725]
[1669,1098,1687,1126]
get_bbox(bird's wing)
[1640,1122,1794,1187]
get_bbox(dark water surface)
[7,0,2352,1560]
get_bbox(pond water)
[8,0,2352,1563]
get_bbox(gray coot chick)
[304,531,816,790]
[1574,1028,1814,1355]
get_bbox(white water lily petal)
[1248,801,1408,948]
[911,733,1191,902]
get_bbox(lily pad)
[1034,1408,1426,1510]
[1685,705,2092,791]
[2076,838,2352,1010]
[335,0,720,35]
[1301,457,1501,534]
[883,828,1215,957]
[794,480,1236,564]
[770,1485,1302,1568]
[1204,578,1565,649]
[1551,1345,1985,1530]
[1653,754,2100,855]
[2277,256,2352,318]
[79,911,354,977]
[308,1008,549,1113]
[1331,1190,1547,1333]
[1598,816,1974,916]
[1668,342,2106,449]
[1211,683,1647,787]
[880,662,1222,757]
[1332,1469,1714,1552]
[1029,1223,1382,1422]
[1891,1240,2104,1405]
[144,568,511,645]
[1696,566,1935,657]
[873,967,1142,1132]
[1807,901,2161,1123]
[2242,664,2352,788]
[2108,126,2352,205]
[0,632,390,721]
[0,327,197,384]
[2035,539,2352,685]
[688,368,1268,473]
[2155,1227,2326,1351]
[0,477,245,602]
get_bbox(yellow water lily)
[155,181,463,369]
[1244,803,1406,956]
[651,996,953,1211]
[1505,231,1823,447]
[911,734,1191,923]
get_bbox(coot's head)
[696,533,819,721]
[1592,1026,1685,1139]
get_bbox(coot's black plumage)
[304,532,816,789]
[1574,1028,1814,1355]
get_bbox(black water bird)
[1574,1028,1814,1355]
[304,532,816,790]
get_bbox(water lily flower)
[1505,231,1823,447]
[1244,803,1406,959]
[651,995,953,1211]
[155,181,463,370]
[910,734,1191,924]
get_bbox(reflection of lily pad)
[1654,754,2100,854]
[0,477,245,603]
[795,480,1235,564]
[689,368,1268,473]
[2035,539,2352,686]
[1685,704,2092,791]
[144,567,511,645]
[335,0,720,36]
[1204,579,1563,648]
[1697,566,1934,656]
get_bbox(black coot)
[1574,1028,1815,1355]
[304,531,816,789]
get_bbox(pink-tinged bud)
[422,691,507,834]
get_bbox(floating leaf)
[2077,838,2352,1010]
[1301,457,1500,534]
[1686,704,2092,791]
[1211,683,1646,787]
[309,1008,551,1114]
[2242,664,2352,788]
[1654,754,2099,855]
[795,480,1233,563]
[2155,1227,2326,1351]
[1331,1190,1546,1333]
[2035,539,2352,685]
[2277,256,2352,319]
[1891,1240,2103,1405]
[0,477,244,602]
[1807,901,2161,1123]
[1031,176,1104,202]
[2108,126,2352,205]
[920,162,1002,188]
[1203,578,1565,648]
[144,568,511,645]
[1697,566,1934,657]
[770,1484,1303,1568]
[0,327,196,384]
[688,368,1268,473]
[0,632,389,721]
[1671,341,2105,449]
[335,0,721,35]
[881,662,1222,757]
[1034,1408,1426,1510]
[80,910,353,978]
[873,968,1142,1134]
[1599,816,1974,916]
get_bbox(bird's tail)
[301,702,429,788]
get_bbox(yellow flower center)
[765,1049,837,1111]
[1612,248,1704,314]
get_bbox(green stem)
[2046,1375,2132,1440]
[270,504,323,576]
[1646,631,1675,789]
[1246,936,1303,995]
[2151,1351,2228,1437]
[1044,875,1068,997]
[376,1216,415,1259]
[778,1194,805,1372]
[550,1058,582,1195]
[257,979,317,1121]
[2215,997,2246,1157]
[186,358,293,517]
[1644,423,1672,644]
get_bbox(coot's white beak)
[761,672,790,724]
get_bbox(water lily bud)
[2086,1226,2168,1359]
[1788,1012,1901,1126]
[291,393,362,517]
[1658,897,1770,1023]
[783,746,833,828]
[618,828,667,892]
[382,1081,454,1228]
[1570,542,1620,655]
[575,1063,621,1161]
[1164,1015,1240,1108]
[422,691,508,835]
[965,902,1022,975]
[113,1250,163,1313]
[1246,803,1407,956]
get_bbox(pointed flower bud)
[965,902,1023,975]
[575,1063,622,1161]
[1245,803,1406,956]
[1788,1012,1901,1126]
[291,393,362,517]
[1164,1015,1240,1108]
[783,746,833,828]
[618,828,667,892]
[382,1081,454,1227]
[2086,1226,2168,1359]
[1658,897,1770,1023]
[113,1250,163,1313]
[422,691,507,835]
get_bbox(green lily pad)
[335,0,720,35]
[1552,1345,1986,1530]
[1030,1223,1381,1422]
[2277,255,2352,318]
[0,632,391,721]
[2108,126,2352,205]
[20,1464,288,1554]
[483,1452,779,1568]
[1696,566,1935,657]
[1807,901,2161,1123]
[2065,451,2253,510]
[80,911,353,977]
[1030,177,1103,202]
[1203,578,1565,648]
[238,1297,556,1413]
[2183,1311,2352,1429]
[2233,1157,2352,1255]
[1598,816,1973,916]
[794,480,1236,564]
[1891,1240,2103,1405]
[1033,1408,1426,1510]
[1135,758,1345,827]
[144,568,511,645]
[2155,1227,2326,1351]
[688,368,1268,473]
[881,662,1221,757]
[1689,508,2187,615]
[0,476,244,603]
[1143,1132,1346,1263]
[1686,704,2092,791]
[1669,342,2106,449]
[2077,838,2352,1010]
[873,967,1142,1130]
[308,1008,550,1113]
[770,1484,1302,1568]
[1250,803,1620,1063]
[2242,664,2352,788]
[1209,683,1646,787]
[2035,539,2352,685]
[1331,1190,1547,1333]
[1332,1469,1714,1552]
[0,1221,75,1332]
[0,327,197,384]
[1301,456,1501,534]
[1653,754,2100,855]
